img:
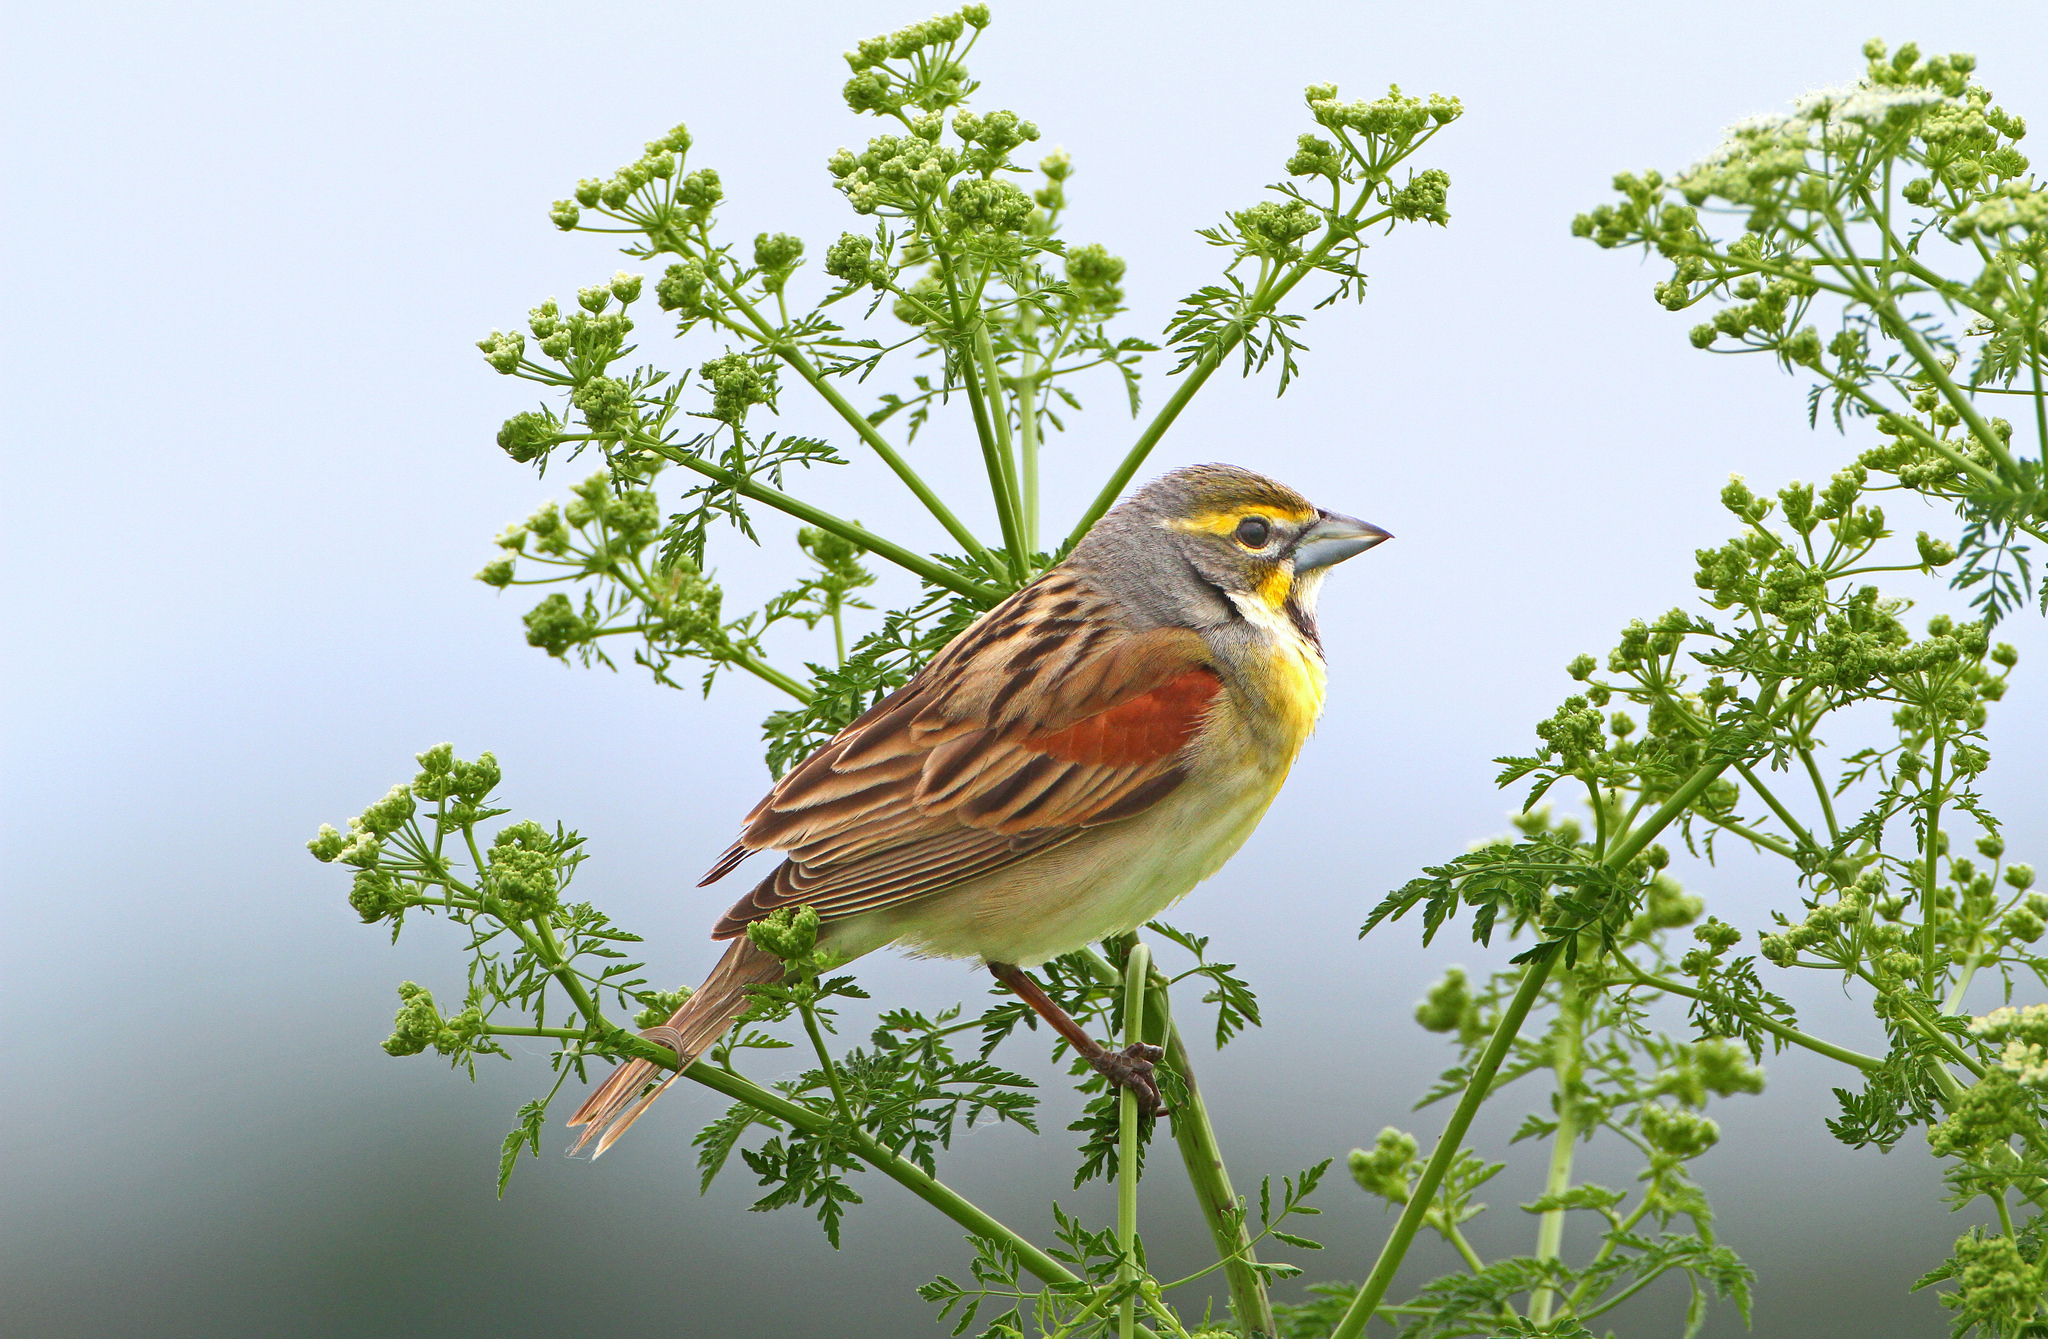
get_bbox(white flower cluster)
[1970,1004,2048,1086]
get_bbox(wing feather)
[702,569,1222,940]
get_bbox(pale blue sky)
[6,2,2047,1335]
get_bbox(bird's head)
[1073,463,1390,630]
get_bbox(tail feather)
[566,937,784,1156]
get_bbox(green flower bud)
[476,330,525,374]
[746,904,822,961]
[485,820,560,918]
[451,752,500,801]
[549,200,580,231]
[349,867,406,923]
[384,982,441,1057]
[523,593,592,657]
[1566,654,1597,681]
[609,271,643,304]
[1640,1103,1719,1158]
[1692,1038,1766,1097]
[1693,916,1742,953]
[476,558,515,588]
[1414,967,1473,1034]
[1348,1128,1418,1203]
[498,411,559,464]
[698,352,774,425]
[678,168,723,211]
[2007,864,2036,891]
[1916,532,1958,567]
[2003,906,2043,943]
[572,375,634,432]
[634,987,692,1030]
[307,823,347,862]
[358,784,417,836]
[1991,642,2018,668]
[823,232,877,287]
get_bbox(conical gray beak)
[1293,511,1391,573]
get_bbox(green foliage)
[1574,39,2048,622]
[314,19,2048,1339]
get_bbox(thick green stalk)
[1158,997,1274,1337]
[1529,974,1584,1326]
[1077,946,1273,1336]
[1329,943,1563,1339]
[1332,751,1741,1339]
[1119,942,1152,1339]
[957,326,1029,581]
[633,433,1003,606]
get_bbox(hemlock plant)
[309,16,2047,1337]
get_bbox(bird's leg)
[987,960,1167,1117]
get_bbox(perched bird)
[569,463,1388,1153]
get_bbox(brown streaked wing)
[699,569,1221,939]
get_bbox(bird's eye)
[1234,516,1272,549]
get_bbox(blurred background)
[6,1,2048,1335]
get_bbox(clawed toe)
[1092,1041,1169,1117]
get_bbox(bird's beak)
[1292,511,1391,572]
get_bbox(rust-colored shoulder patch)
[1021,667,1221,767]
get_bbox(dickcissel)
[570,463,1387,1153]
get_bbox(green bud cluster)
[1413,967,1485,1045]
[1969,1005,2048,1085]
[1936,1227,2043,1333]
[752,232,804,294]
[697,352,775,425]
[484,820,563,919]
[1347,1127,1418,1203]
[823,232,882,289]
[1927,1067,2030,1155]
[1305,84,1461,141]
[633,987,692,1030]
[381,982,487,1060]
[840,7,988,117]
[1061,242,1125,318]
[476,330,525,374]
[1639,1102,1720,1158]
[1232,200,1317,261]
[745,904,822,961]
[1654,1038,1766,1107]
[497,410,563,465]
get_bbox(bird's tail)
[566,936,785,1157]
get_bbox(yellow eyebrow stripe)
[1164,506,1314,537]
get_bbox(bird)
[568,463,1389,1154]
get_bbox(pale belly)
[818,620,1326,968]
[828,761,1289,967]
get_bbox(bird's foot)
[1090,1042,1168,1117]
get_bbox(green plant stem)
[631,433,1002,605]
[974,323,1029,559]
[1015,310,1042,551]
[1065,190,1408,549]
[696,261,1001,574]
[1530,973,1584,1326]
[956,325,1029,581]
[1157,991,1273,1337]
[1334,750,1741,1339]
[599,1032,1161,1337]
[1330,942,1563,1339]
[1076,947,1273,1336]
[1922,737,1948,996]
[1119,942,1152,1339]
[1619,966,1884,1072]
[1732,762,1825,860]
[732,648,815,701]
